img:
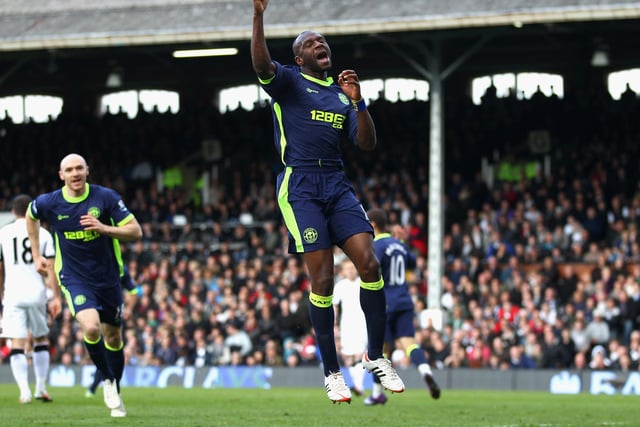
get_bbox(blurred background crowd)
[1,84,640,374]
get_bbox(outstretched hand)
[253,0,269,14]
[337,69,363,101]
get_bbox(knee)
[83,324,102,341]
[103,330,123,349]
[358,255,380,280]
[309,272,335,295]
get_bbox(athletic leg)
[32,336,52,401]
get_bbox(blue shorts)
[277,166,373,253]
[59,282,124,326]
[385,309,416,342]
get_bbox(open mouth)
[316,50,329,61]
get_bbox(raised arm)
[338,69,377,151]
[251,0,276,79]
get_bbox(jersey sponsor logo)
[74,294,87,306]
[303,227,318,244]
[310,110,345,129]
[63,229,100,242]
[88,206,101,218]
[305,87,319,94]
[57,214,69,220]
[338,93,350,105]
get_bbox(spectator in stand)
[494,292,520,334]
[508,343,537,369]
[540,325,564,368]
[407,211,427,257]
[263,338,284,367]
[585,307,611,348]
[589,345,610,369]
[2,57,640,381]
[153,329,178,365]
[223,320,252,361]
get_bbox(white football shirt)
[0,218,54,306]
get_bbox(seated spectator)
[570,318,590,353]
[589,345,610,369]
[223,321,253,360]
[154,330,178,365]
[585,307,611,347]
[508,344,537,369]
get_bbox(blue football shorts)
[59,281,124,326]
[385,309,416,342]
[277,166,373,254]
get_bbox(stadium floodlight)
[105,71,123,88]
[172,48,238,58]
[591,48,609,67]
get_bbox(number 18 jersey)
[0,218,54,306]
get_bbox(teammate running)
[26,153,142,417]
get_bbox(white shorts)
[339,329,368,357]
[0,303,49,339]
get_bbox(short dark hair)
[11,194,31,217]
[367,208,388,230]
[292,30,319,57]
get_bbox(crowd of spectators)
[1,81,640,375]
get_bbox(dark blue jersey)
[258,61,359,167]
[28,183,135,289]
[374,233,417,313]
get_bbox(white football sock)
[33,343,50,394]
[418,362,433,377]
[349,362,365,391]
[371,382,384,398]
[10,352,31,398]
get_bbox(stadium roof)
[0,0,639,50]
[0,1,639,97]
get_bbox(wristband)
[352,98,367,112]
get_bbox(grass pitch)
[0,384,635,426]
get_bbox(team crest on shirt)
[338,93,350,105]
[74,294,87,306]
[303,227,318,244]
[88,207,101,218]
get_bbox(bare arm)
[354,107,377,151]
[44,260,62,319]
[26,214,49,275]
[79,215,143,242]
[251,0,276,79]
[337,69,377,151]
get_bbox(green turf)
[0,384,635,426]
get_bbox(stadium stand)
[1,0,640,374]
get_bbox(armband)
[352,98,367,112]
